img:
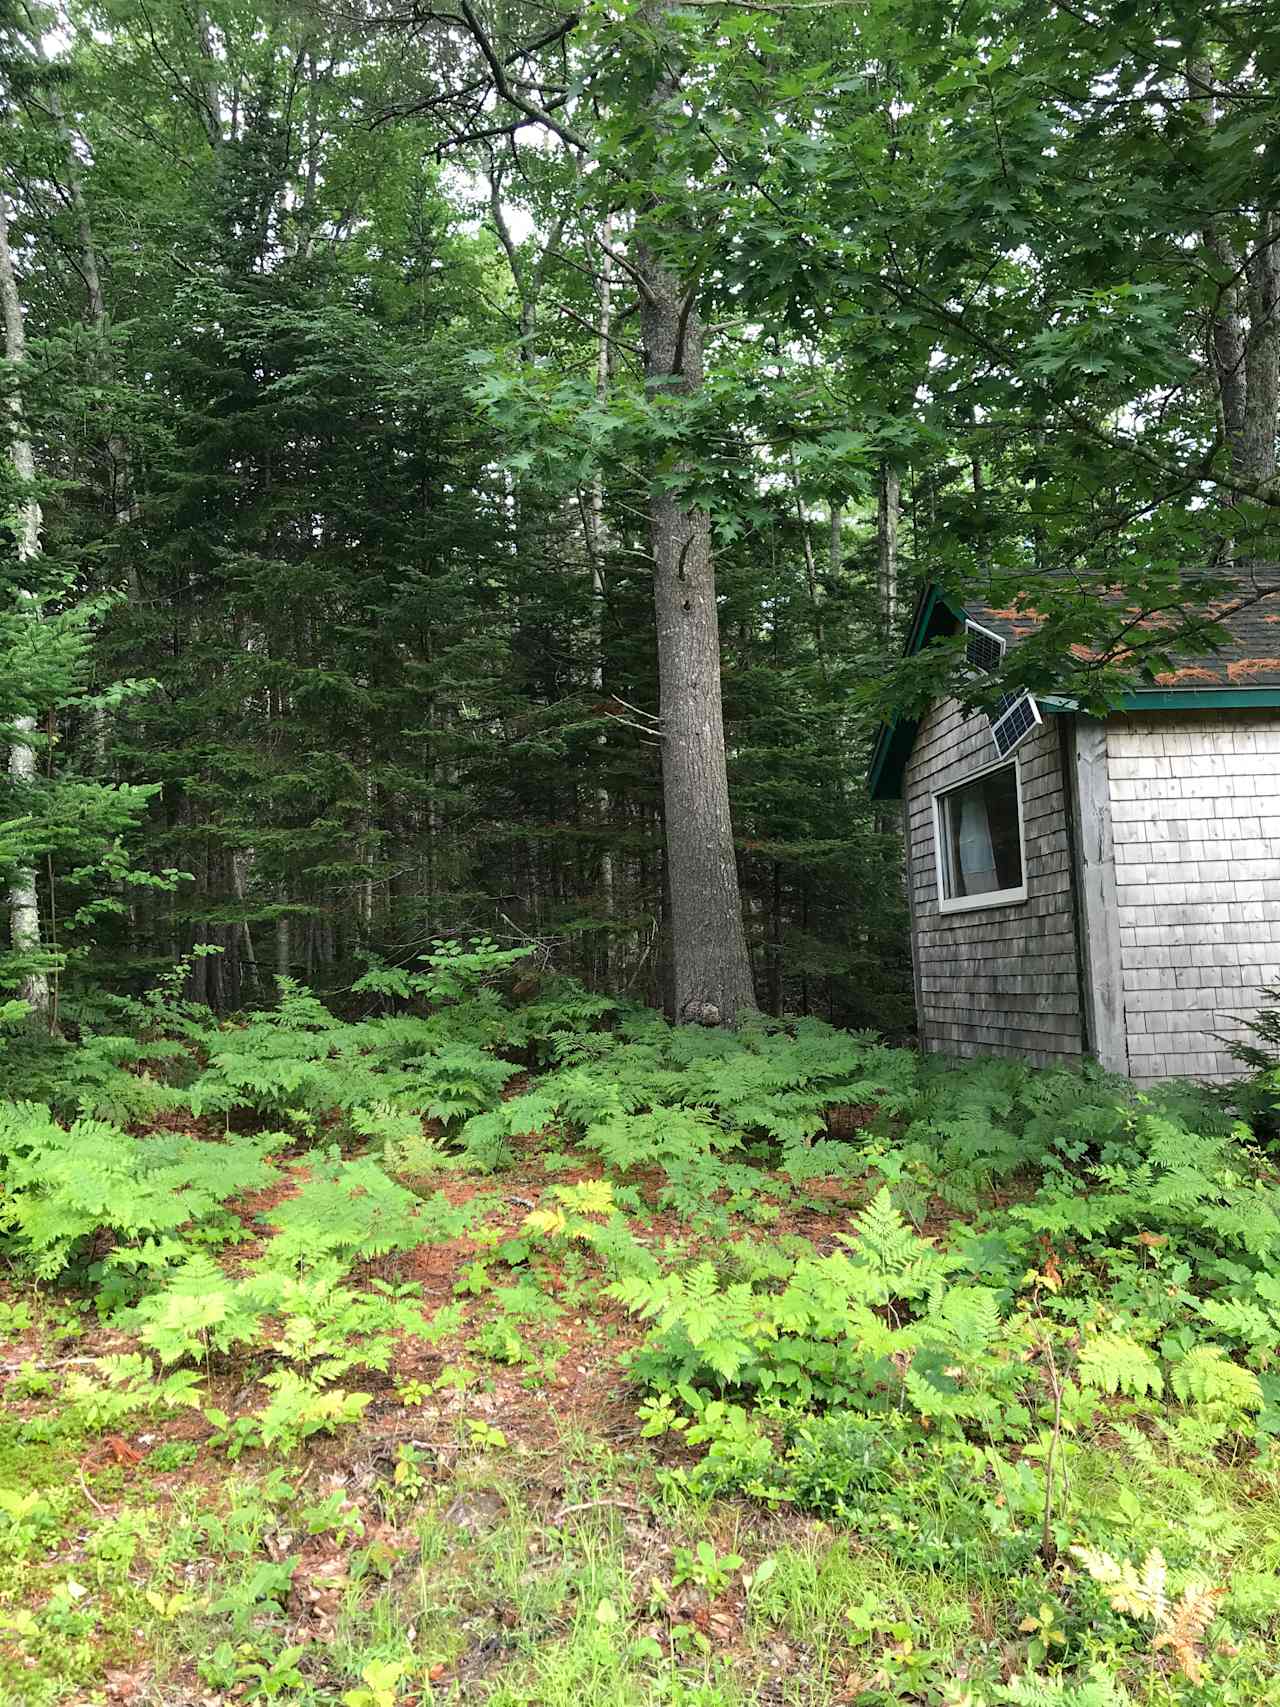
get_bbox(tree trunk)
[37,46,139,801]
[768,859,784,1016]
[1193,61,1279,491]
[1242,214,1280,484]
[588,226,616,981]
[0,192,53,1028]
[789,454,827,681]
[877,459,900,641]
[48,83,137,529]
[637,239,756,1026]
[230,852,258,995]
[276,908,291,984]
[1207,256,1248,477]
[196,8,224,150]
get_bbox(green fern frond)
[1078,1333,1164,1399]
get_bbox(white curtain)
[956,792,998,893]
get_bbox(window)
[934,760,1027,912]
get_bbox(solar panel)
[990,689,1022,720]
[990,692,1042,758]
[964,621,1005,675]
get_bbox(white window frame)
[932,753,1029,915]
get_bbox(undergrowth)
[3,946,1280,1701]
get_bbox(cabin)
[869,587,1280,1084]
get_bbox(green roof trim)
[1118,688,1280,711]
[867,586,964,800]
[867,587,1280,801]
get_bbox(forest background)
[2,0,1278,1034]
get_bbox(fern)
[1077,1333,1164,1399]
[260,1151,471,1268]
[458,1017,918,1188]
[458,1089,564,1171]
[1197,1295,1275,1347]
[60,1354,204,1433]
[251,1372,373,1449]
[921,1284,1004,1362]
[1071,1545,1223,1684]
[180,979,519,1127]
[132,1257,442,1378]
[0,1102,277,1280]
[1153,1582,1226,1684]
[613,1197,1020,1426]
[1171,1345,1263,1415]
[839,1187,954,1300]
[995,1676,1134,1707]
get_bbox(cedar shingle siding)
[904,696,1086,1065]
[877,587,1280,1084]
[1106,712,1280,1084]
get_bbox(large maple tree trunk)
[638,247,757,1026]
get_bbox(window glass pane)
[939,766,1023,900]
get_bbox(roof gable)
[868,584,1280,800]
[867,587,963,800]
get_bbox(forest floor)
[5,1151,1280,1707]
[0,1151,895,1707]
[3,996,1280,1705]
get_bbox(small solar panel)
[990,692,1042,758]
[965,621,1005,675]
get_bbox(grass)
[6,1402,1280,1706]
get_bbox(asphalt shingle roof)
[963,586,1280,689]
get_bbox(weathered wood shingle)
[903,697,1084,1066]
[1104,712,1280,1085]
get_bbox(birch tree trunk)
[588,228,615,977]
[0,192,52,1026]
[637,207,756,1023]
[877,459,900,642]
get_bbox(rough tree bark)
[1193,61,1279,493]
[637,237,757,1026]
[403,0,757,1021]
[0,191,52,1026]
[1203,221,1278,488]
[1242,212,1280,485]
